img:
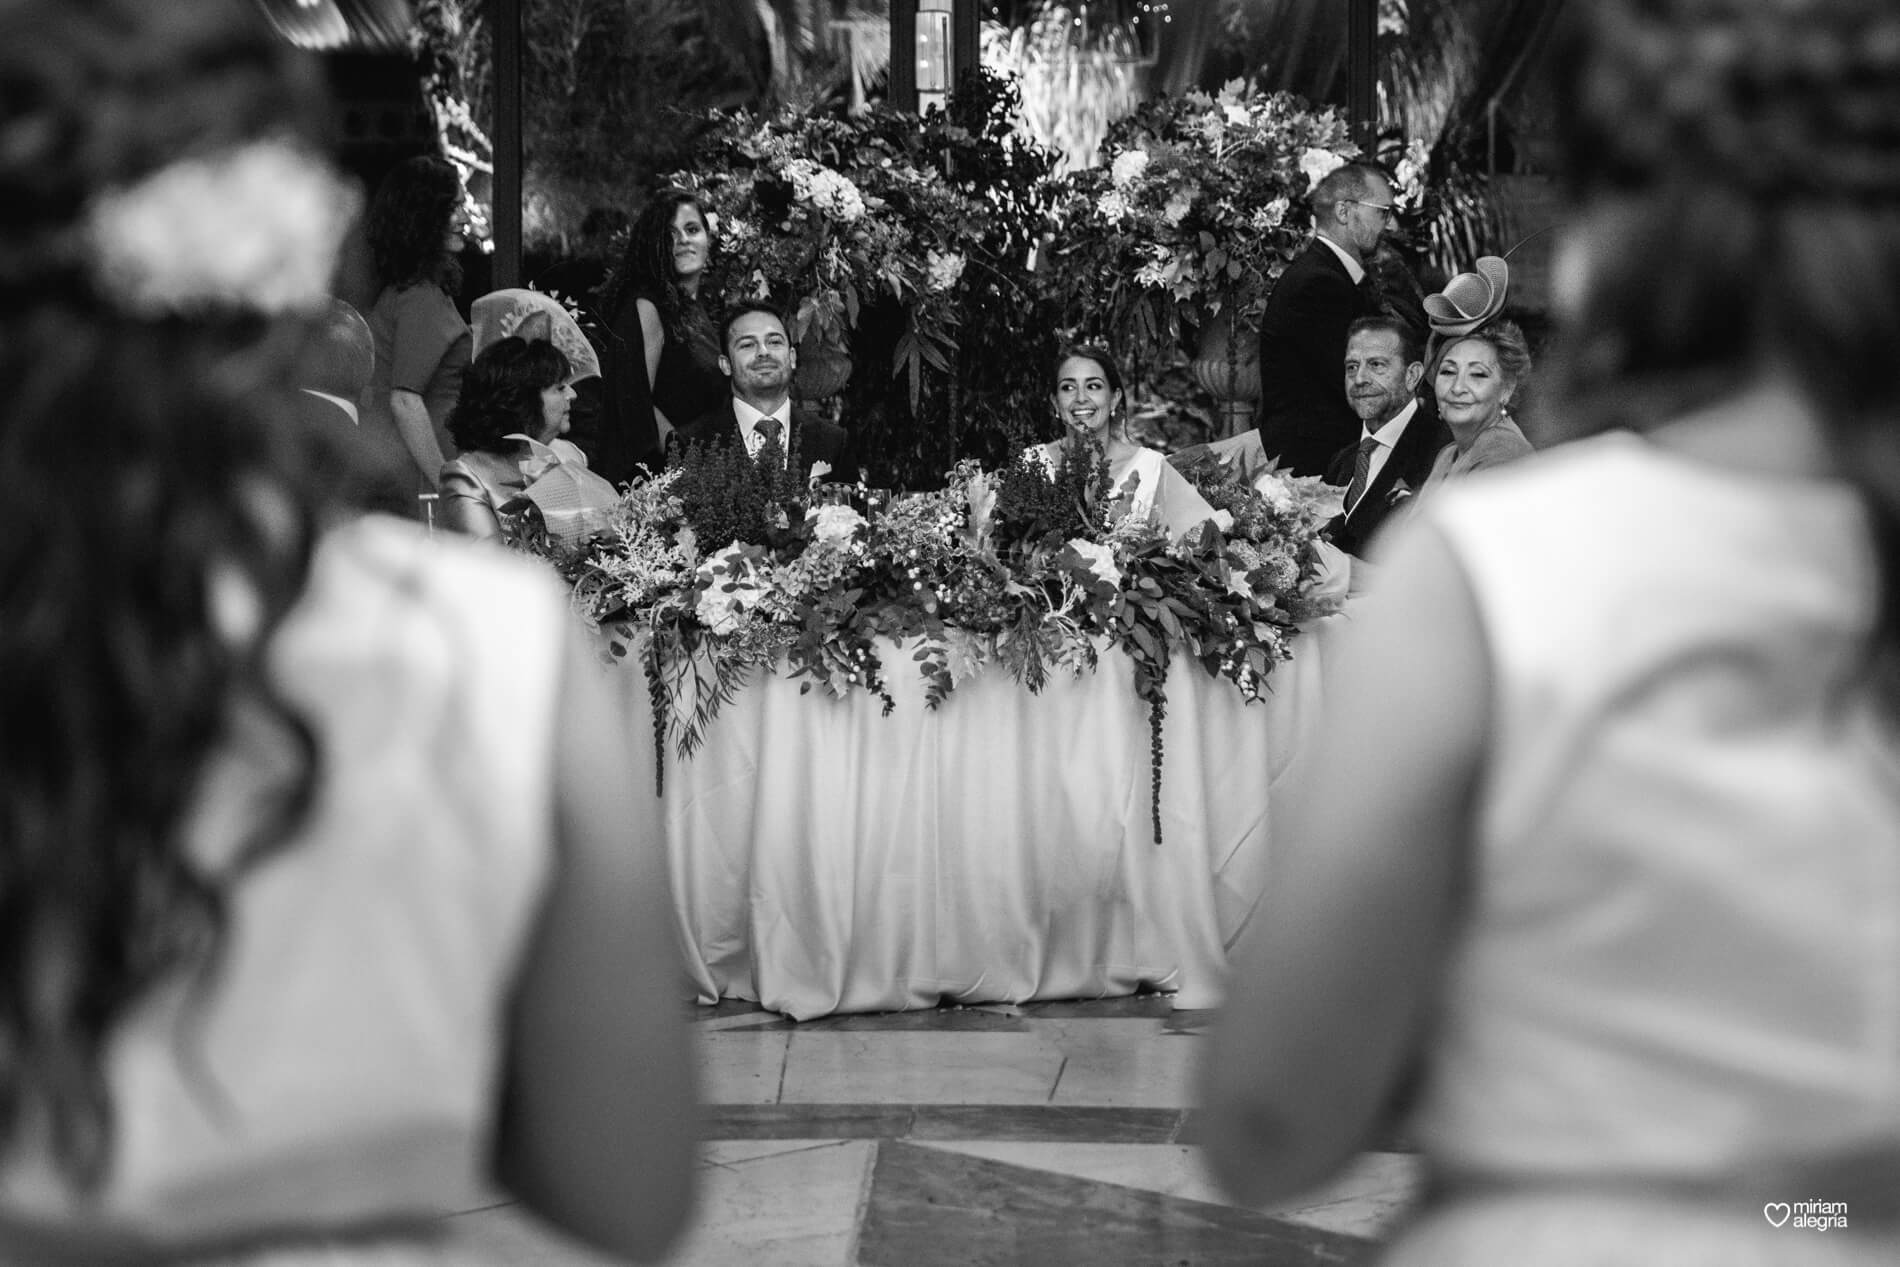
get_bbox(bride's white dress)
[1026,441,1223,540]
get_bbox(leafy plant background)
[408,0,1565,485]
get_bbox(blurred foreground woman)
[0,1,696,1261]
[1200,1,1900,1262]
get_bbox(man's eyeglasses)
[1341,199,1400,223]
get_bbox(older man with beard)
[670,300,855,485]
[1321,316,1447,558]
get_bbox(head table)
[608,616,1347,1021]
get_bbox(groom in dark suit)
[1322,316,1446,558]
[671,300,854,484]
[1256,161,1399,477]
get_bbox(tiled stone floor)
[451,994,1422,1264]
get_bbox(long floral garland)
[548,439,1344,841]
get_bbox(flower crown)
[84,140,360,317]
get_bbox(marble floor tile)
[778,1031,1065,1105]
[698,1028,789,1105]
[1043,1022,1198,1108]
[856,1140,1371,1266]
[908,1105,1189,1144]
[703,1103,919,1140]
[661,1140,876,1267]
[916,1140,1228,1205]
[772,1018,1197,1108]
[702,1103,1195,1143]
[909,1142,1422,1240]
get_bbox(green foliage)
[1040,82,1359,377]
[670,432,807,549]
[989,442,1112,549]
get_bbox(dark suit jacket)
[1256,240,1375,478]
[291,389,418,518]
[670,400,855,486]
[1321,398,1448,558]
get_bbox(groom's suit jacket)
[1322,398,1448,559]
[669,400,855,485]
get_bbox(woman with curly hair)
[440,324,619,548]
[1202,1,1900,1261]
[0,0,697,1259]
[364,153,471,503]
[595,187,729,483]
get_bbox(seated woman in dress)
[1416,269,1536,495]
[439,324,619,549]
[472,287,607,480]
[1028,345,1225,541]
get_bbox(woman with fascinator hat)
[1414,258,1536,497]
[1204,1,1900,1261]
[0,1,695,1260]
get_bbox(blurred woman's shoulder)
[298,515,572,666]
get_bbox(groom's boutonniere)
[1385,480,1414,507]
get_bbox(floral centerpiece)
[1042,81,1360,365]
[673,107,992,402]
[562,436,1346,841]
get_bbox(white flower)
[1064,538,1122,588]
[87,140,361,316]
[1162,190,1194,225]
[694,544,766,635]
[786,159,867,224]
[1095,189,1130,222]
[925,249,966,293]
[1252,196,1291,230]
[805,502,867,545]
[1252,471,1297,514]
[1110,148,1150,188]
[1300,146,1348,192]
[1393,139,1430,210]
[1134,256,1170,288]
[1223,103,1251,128]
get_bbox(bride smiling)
[1027,344,1226,541]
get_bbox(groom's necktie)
[1344,436,1379,514]
[755,416,783,448]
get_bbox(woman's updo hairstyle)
[1549,0,1900,438]
[448,335,574,453]
[0,0,329,305]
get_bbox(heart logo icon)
[1764,1203,1791,1227]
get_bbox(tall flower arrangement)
[674,108,990,400]
[1042,81,1359,368]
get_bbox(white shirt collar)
[1362,398,1419,448]
[1313,232,1367,286]
[732,396,792,462]
[300,387,359,425]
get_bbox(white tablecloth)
[612,617,1345,1020]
